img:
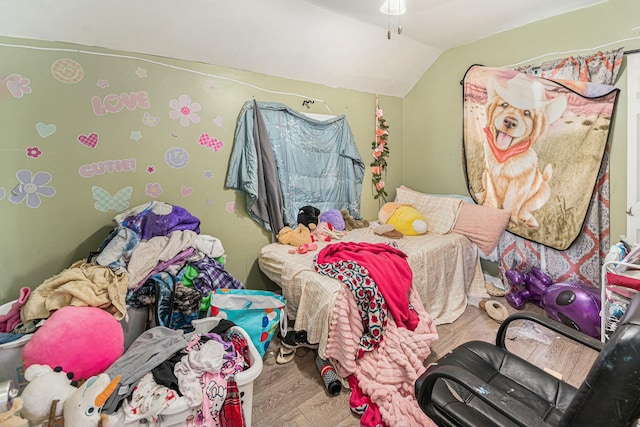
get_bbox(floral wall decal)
[169,94,201,126]
[26,146,42,159]
[9,169,56,208]
[145,182,164,198]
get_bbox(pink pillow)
[452,202,510,255]
[22,306,124,380]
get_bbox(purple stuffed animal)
[505,267,601,338]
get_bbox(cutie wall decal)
[79,158,137,178]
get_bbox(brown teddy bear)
[277,224,312,246]
[341,209,369,231]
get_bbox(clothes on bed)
[316,255,387,355]
[315,242,420,332]
[258,227,487,359]
[226,100,365,230]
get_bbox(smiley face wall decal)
[51,58,84,84]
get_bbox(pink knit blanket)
[326,285,438,426]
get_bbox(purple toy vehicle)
[505,267,601,338]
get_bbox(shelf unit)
[600,260,640,342]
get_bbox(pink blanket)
[326,285,438,427]
[316,242,419,330]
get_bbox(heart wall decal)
[78,133,99,148]
[36,122,57,138]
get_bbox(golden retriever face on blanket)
[477,74,567,228]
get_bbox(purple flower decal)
[10,170,56,208]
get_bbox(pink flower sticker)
[145,183,163,198]
[169,95,201,126]
[26,147,42,159]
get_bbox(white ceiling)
[0,0,605,97]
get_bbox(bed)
[258,186,510,357]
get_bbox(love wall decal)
[91,91,150,116]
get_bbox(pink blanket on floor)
[326,285,438,427]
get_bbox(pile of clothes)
[104,319,253,426]
[93,201,244,330]
[17,201,243,335]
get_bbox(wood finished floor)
[251,298,599,427]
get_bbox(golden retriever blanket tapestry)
[462,64,619,250]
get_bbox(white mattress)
[258,226,487,356]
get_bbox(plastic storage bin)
[135,317,263,427]
[0,300,33,390]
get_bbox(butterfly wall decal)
[91,186,133,212]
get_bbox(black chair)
[415,294,640,427]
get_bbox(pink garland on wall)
[371,96,389,204]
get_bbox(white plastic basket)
[0,300,33,390]
[154,317,263,427]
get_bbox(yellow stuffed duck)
[378,202,429,236]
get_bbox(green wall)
[403,0,640,254]
[0,37,403,304]
[2,0,636,305]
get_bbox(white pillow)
[394,186,463,234]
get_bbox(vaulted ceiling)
[0,0,606,97]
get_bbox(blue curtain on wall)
[226,101,365,235]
